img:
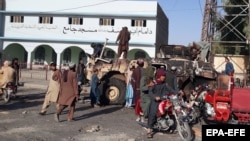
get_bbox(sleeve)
[72,72,78,95]
[140,77,149,93]
[52,71,60,81]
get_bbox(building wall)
[155,4,169,56]
[213,54,249,81]
[1,0,168,68]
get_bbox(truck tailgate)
[232,88,250,112]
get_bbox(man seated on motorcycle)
[0,60,16,95]
[147,68,176,138]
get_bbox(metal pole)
[247,0,250,85]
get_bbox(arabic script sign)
[62,25,153,36]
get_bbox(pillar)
[27,51,32,70]
[56,52,61,70]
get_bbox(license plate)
[216,102,228,109]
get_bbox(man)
[56,63,78,122]
[90,43,103,58]
[76,60,86,85]
[11,58,20,85]
[147,69,175,138]
[116,26,130,59]
[224,56,234,76]
[39,62,61,115]
[165,66,179,94]
[131,59,145,106]
[0,60,16,93]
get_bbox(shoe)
[54,114,59,122]
[39,111,46,115]
[94,104,100,108]
[147,132,153,138]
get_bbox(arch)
[128,49,151,60]
[32,44,57,65]
[103,47,116,59]
[3,43,28,63]
[61,46,85,65]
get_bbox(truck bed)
[231,88,250,112]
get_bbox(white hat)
[68,63,76,68]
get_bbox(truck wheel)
[100,78,126,105]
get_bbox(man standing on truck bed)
[115,26,130,59]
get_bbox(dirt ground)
[0,87,202,141]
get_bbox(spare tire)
[100,77,126,105]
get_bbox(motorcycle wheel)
[177,121,192,141]
[2,89,10,103]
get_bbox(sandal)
[147,132,153,138]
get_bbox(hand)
[148,81,155,87]
[155,96,160,101]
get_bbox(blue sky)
[158,0,205,46]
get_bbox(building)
[0,0,168,69]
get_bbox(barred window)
[99,18,114,26]
[131,19,146,27]
[39,16,53,24]
[10,16,24,23]
[68,17,83,25]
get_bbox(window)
[39,16,53,24]
[10,16,24,23]
[68,17,83,25]
[131,19,146,27]
[99,18,114,26]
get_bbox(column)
[27,51,32,70]
[56,52,61,70]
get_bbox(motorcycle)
[188,84,212,124]
[1,82,17,103]
[138,94,192,141]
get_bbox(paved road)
[0,85,202,141]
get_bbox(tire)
[2,89,10,103]
[177,121,192,141]
[100,77,126,105]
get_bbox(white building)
[0,0,168,69]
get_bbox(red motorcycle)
[137,94,192,141]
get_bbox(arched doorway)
[103,48,116,59]
[79,51,87,64]
[34,46,45,64]
[127,49,150,60]
[3,43,28,65]
[61,46,85,66]
[32,45,57,65]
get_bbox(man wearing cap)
[56,63,78,122]
[39,62,62,115]
[165,66,179,94]
[146,69,176,138]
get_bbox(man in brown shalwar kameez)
[116,26,131,59]
[55,63,78,122]
[131,59,145,106]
